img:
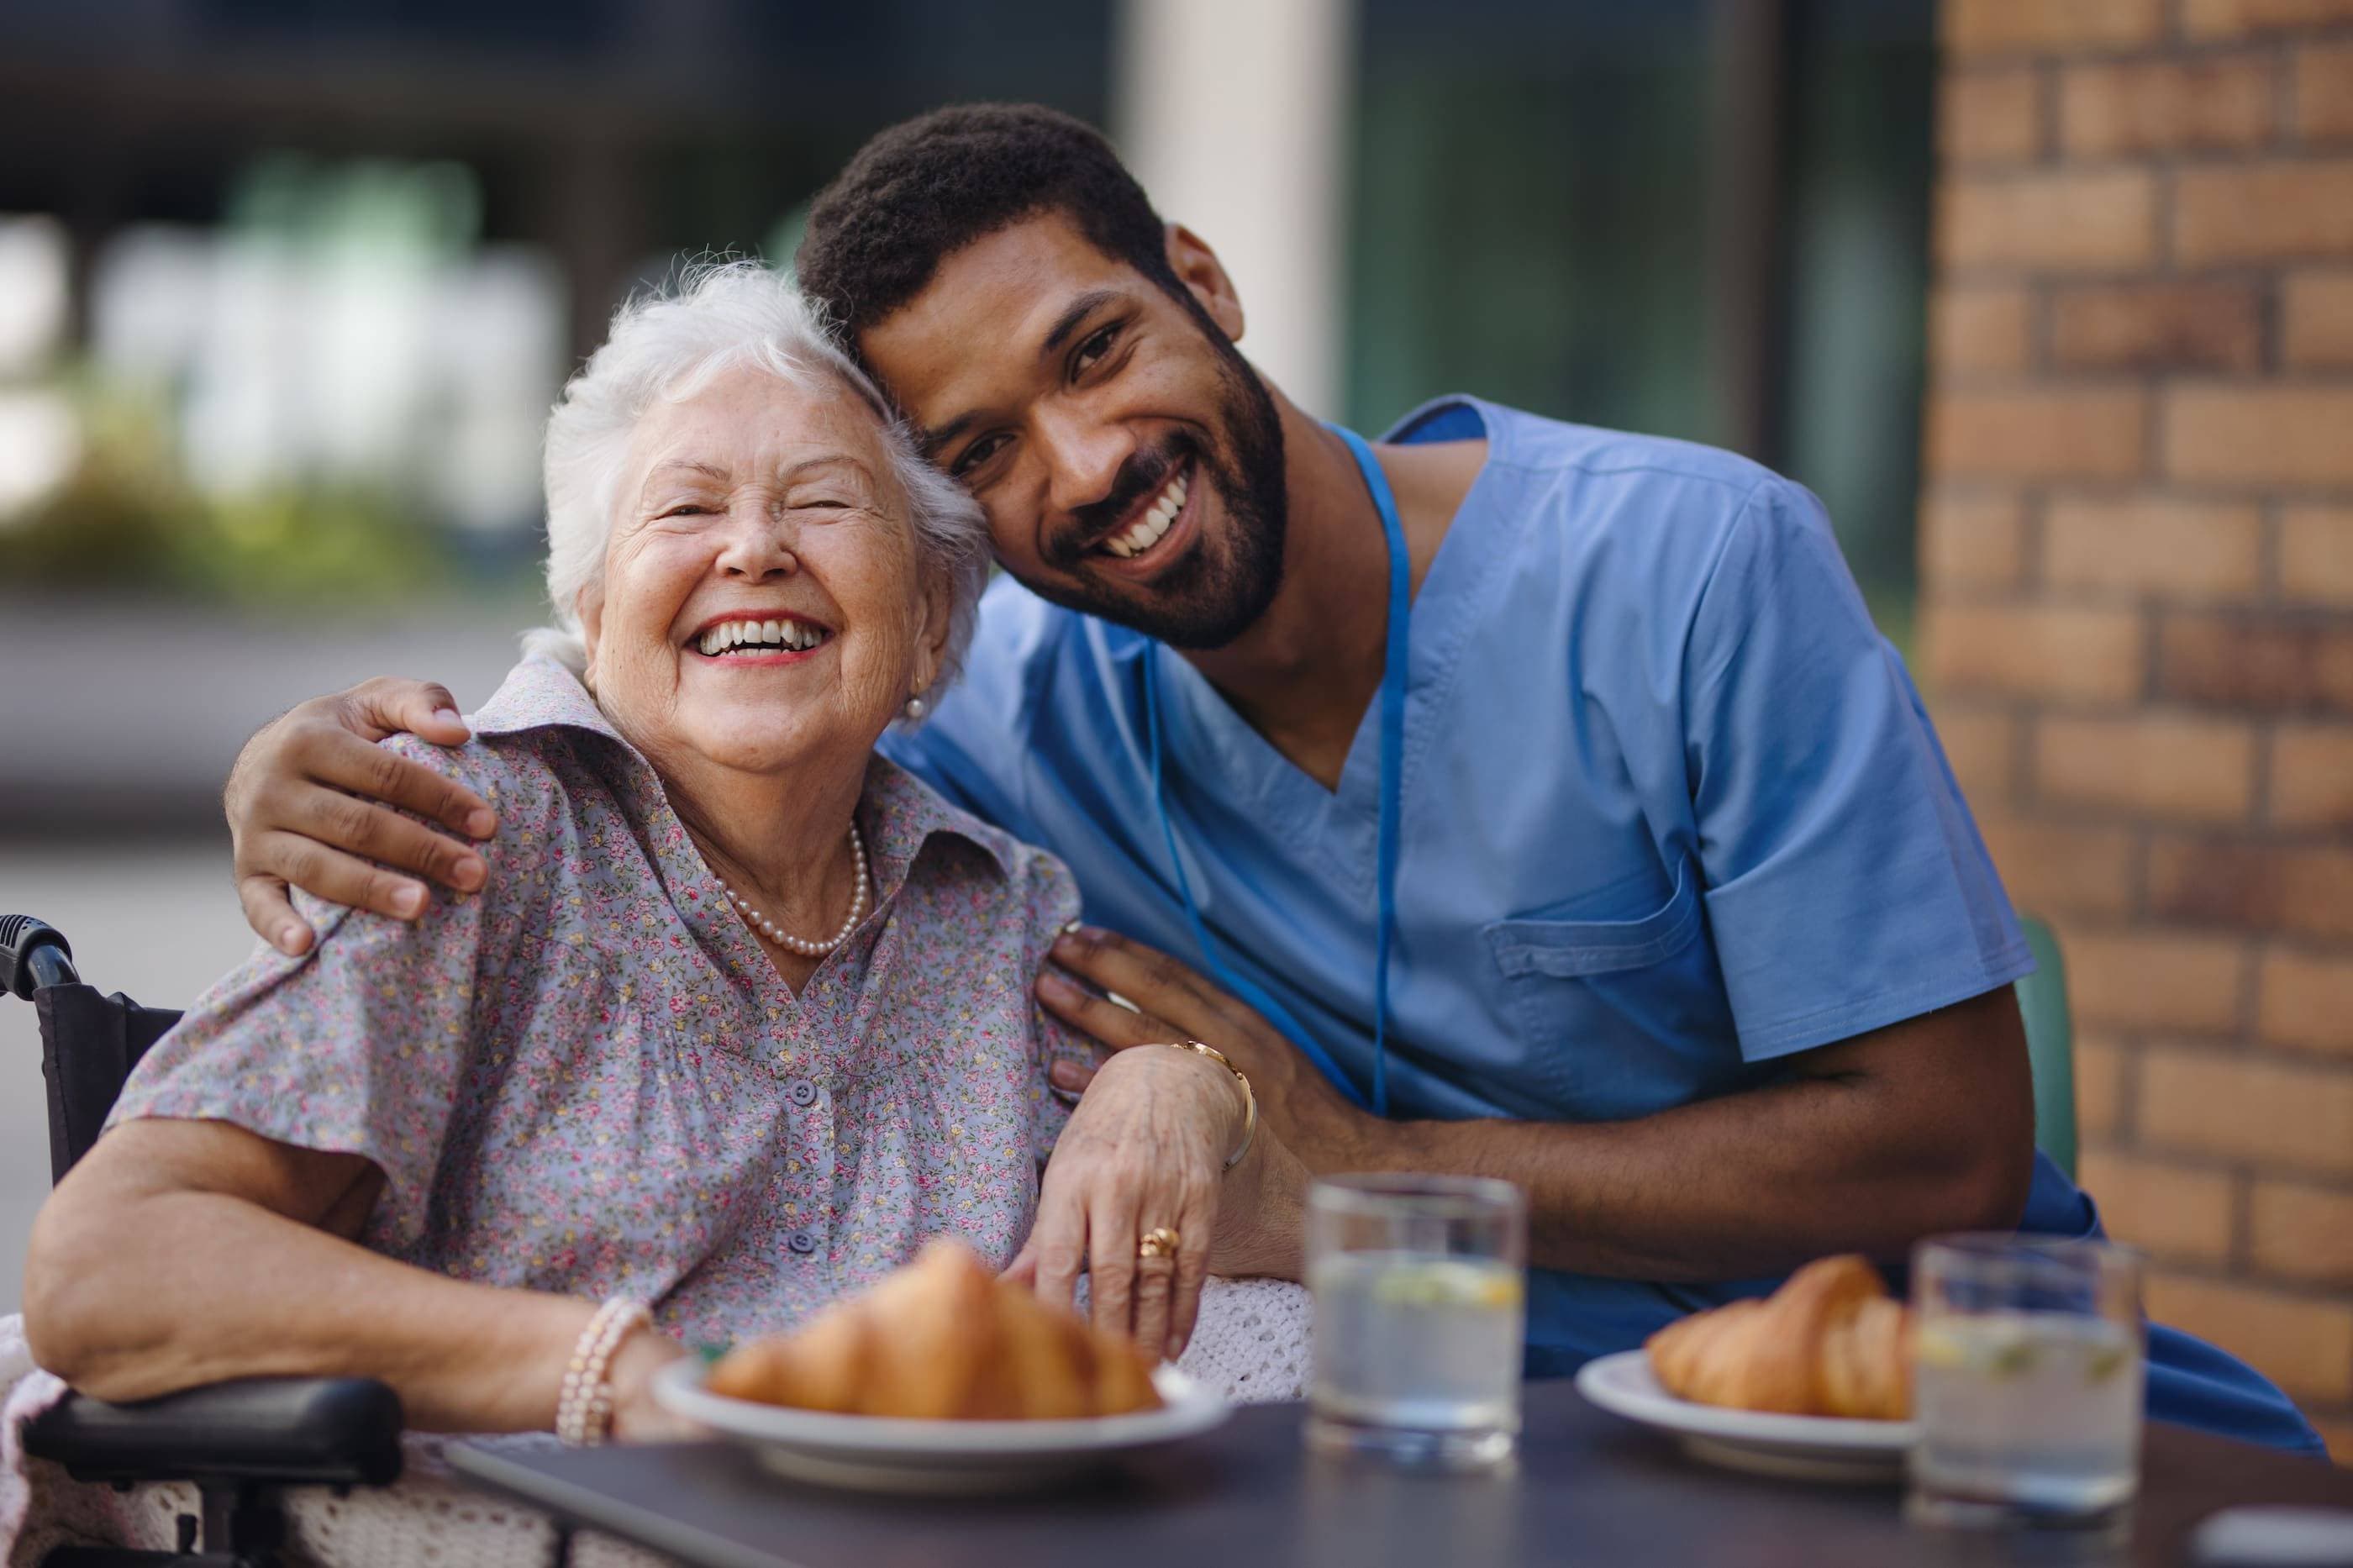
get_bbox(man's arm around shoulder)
[226,676,496,955]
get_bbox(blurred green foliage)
[0,150,538,604]
[0,366,478,602]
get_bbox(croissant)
[707,1237,1164,1419]
[1644,1255,1912,1420]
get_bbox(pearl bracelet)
[556,1297,651,1447]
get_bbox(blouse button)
[787,1229,819,1256]
[787,1078,819,1108]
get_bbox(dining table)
[448,1379,2353,1568]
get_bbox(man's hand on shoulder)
[226,677,497,956]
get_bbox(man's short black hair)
[797,103,1183,347]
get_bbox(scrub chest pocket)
[1480,860,1740,1120]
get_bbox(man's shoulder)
[966,573,1129,667]
[936,576,1139,729]
[1430,398,1822,597]
[1401,395,1782,502]
[882,580,1140,834]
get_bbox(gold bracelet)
[1161,1039,1257,1171]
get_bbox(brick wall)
[1924,0,2353,1460]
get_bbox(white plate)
[1574,1349,1917,1484]
[652,1358,1230,1494]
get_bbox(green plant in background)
[0,150,545,602]
[185,481,455,602]
[0,369,189,587]
[0,361,481,603]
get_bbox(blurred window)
[1346,0,1934,627]
[0,217,68,379]
[90,155,566,539]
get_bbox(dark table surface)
[450,1381,2353,1568]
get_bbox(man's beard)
[1024,324,1287,650]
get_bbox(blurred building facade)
[1923,0,2353,1459]
[0,0,1943,825]
[0,0,1939,618]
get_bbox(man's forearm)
[1033,928,2039,1285]
[1319,1062,2030,1281]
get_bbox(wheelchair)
[4,913,403,1568]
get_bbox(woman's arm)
[24,1118,680,1434]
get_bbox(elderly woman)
[20,264,1303,1443]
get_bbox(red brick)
[2282,506,2353,608]
[2066,929,2247,1031]
[2080,1149,2236,1263]
[2059,57,2277,156]
[1978,815,2137,916]
[2272,723,2353,829]
[2148,837,2353,939]
[1928,388,2148,481]
[1924,601,2146,702]
[2144,1270,2353,1402]
[2049,282,2262,373]
[2186,0,2353,36]
[1946,0,2167,52]
[2043,495,2263,597]
[2140,1044,2353,1176]
[2300,43,2353,142]
[2037,713,2257,821]
[1932,704,2021,804]
[1921,492,2028,588]
[2158,613,2353,715]
[2250,1178,2353,1285]
[2163,386,2353,488]
[2076,1033,2130,1139]
[2282,270,2353,368]
[2175,160,2353,265]
[1941,68,2045,164]
[2259,947,2353,1055]
[1930,286,2035,376]
[1938,171,2160,273]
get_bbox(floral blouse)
[108,658,1097,1350]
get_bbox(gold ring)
[1138,1225,1181,1260]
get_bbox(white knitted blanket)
[3,1281,1310,1568]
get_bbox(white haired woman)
[18,264,1306,1444]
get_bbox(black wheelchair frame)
[5,914,404,1568]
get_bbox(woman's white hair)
[521,260,988,714]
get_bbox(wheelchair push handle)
[2,913,78,998]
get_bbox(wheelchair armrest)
[24,1377,404,1489]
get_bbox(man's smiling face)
[858,213,1289,650]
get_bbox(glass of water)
[1306,1174,1527,1467]
[1908,1235,2145,1533]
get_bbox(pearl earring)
[903,691,929,722]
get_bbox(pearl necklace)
[721,824,871,957]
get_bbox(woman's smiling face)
[581,363,949,781]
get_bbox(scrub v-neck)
[1145,412,1498,897]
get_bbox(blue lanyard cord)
[1140,424,1410,1118]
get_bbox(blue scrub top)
[882,396,2321,1455]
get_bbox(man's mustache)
[1054,439,1196,566]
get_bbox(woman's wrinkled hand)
[1008,1044,1261,1364]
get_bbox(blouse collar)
[469,657,1019,888]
